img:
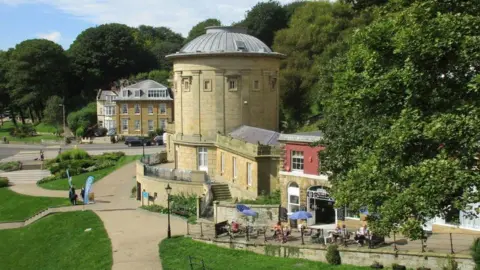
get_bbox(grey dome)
[166,26,285,59]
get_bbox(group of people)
[68,185,86,205]
[273,222,291,243]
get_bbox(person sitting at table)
[272,222,282,241]
[231,220,240,233]
[331,225,342,242]
[354,225,368,246]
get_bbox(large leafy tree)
[42,95,64,128]
[320,0,480,239]
[6,39,68,123]
[341,0,388,10]
[236,0,288,48]
[185,19,221,44]
[273,1,371,130]
[68,23,152,98]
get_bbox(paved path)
[0,169,51,185]
[7,162,186,270]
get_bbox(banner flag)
[84,176,94,204]
[66,169,72,187]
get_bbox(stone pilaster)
[214,70,226,135]
[191,70,201,139]
[240,69,251,126]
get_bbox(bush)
[325,244,341,265]
[0,161,22,172]
[110,135,116,143]
[93,151,125,161]
[142,204,168,214]
[443,256,459,270]
[0,177,9,188]
[37,175,58,184]
[148,131,157,139]
[155,128,164,135]
[392,263,406,270]
[96,127,107,136]
[170,193,197,218]
[471,238,480,269]
[76,127,85,137]
[239,189,280,205]
[58,149,90,161]
[131,185,137,196]
[9,124,36,138]
[67,102,97,132]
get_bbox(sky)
[0,0,294,50]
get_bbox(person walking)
[80,186,85,201]
[69,185,77,205]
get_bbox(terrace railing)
[143,164,192,182]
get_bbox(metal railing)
[144,164,192,182]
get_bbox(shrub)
[392,263,406,270]
[142,204,168,214]
[37,175,58,184]
[443,256,459,270]
[0,177,9,188]
[170,193,197,218]
[9,124,36,138]
[65,137,71,144]
[148,131,157,139]
[326,244,341,265]
[0,161,22,172]
[58,149,90,161]
[239,189,281,205]
[471,238,480,269]
[94,151,125,161]
[155,128,164,135]
[76,127,85,137]
[131,185,137,196]
[110,135,116,143]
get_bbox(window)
[148,104,153,114]
[121,119,128,131]
[134,104,140,114]
[148,90,167,98]
[253,80,259,90]
[105,106,115,116]
[159,103,167,114]
[122,90,128,97]
[159,119,166,129]
[287,182,300,213]
[134,90,140,97]
[345,208,361,219]
[198,147,208,171]
[291,151,304,172]
[220,152,225,174]
[121,104,128,114]
[232,157,237,179]
[228,79,237,91]
[183,79,190,91]
[106,95,114,102]
[247,162,252,186]
[148,120,154,131]
[98,121,103,127]
[105,120,116,130]
[271,77,277,90]
[99,107,103,115]
[134,120,141,131]
[204,80,211,91]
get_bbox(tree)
[283,1,307,22]
[68,23,152,99]
[236,1,288,48]
[320,0,480,239]
[185,19,221,44]
[130,70,170,86]
[6,39,68,123]
[67,102,97,132]
[42,96,63,128]
[273,1,371,130]
[341,0,388,10]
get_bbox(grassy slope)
[34,122,58,133]
[159,237,369,270]
[0,188,70,222]
[0,121,60,142]
[0,211,112,270]
[39,155,140,190]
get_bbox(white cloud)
[1,0,295,37]
[37,31,62,42]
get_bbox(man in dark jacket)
[69,185,77,205]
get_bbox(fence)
[186,222,480,256]
[143,164,192,182]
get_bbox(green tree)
[341,0,388,10]
[6,39,68,123]
[273,1,371,130]
[236,1,288,48]
[68,23,152,99]
[185,19,221,44]
[42,96,63,128]
[320,0,480,239]
[130,69,170,86]
[67,102,97,132]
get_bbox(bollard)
[301,227,305,245]
[200,223,204,237]
[450,233,454,254]
[186,221,190,235]
[246,226,250,241]
[264,227,267,243]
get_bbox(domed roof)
[166,26,285,59]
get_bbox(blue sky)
[0,0,293,50]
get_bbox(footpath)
[5,162,186,270]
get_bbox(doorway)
[136,182,141,201]
[307,186,335,225]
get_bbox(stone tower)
[165,26,285,175]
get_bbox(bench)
[214,220,229,238]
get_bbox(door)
[136,182,141,201]
[198,147,208,172]
[315,199,336,224]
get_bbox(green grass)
[0,211,112,270]
[0,188,70,222]
[159,237,369,270]
[39,155,141,190]
[34,122,59,133]
[0,121,61,143]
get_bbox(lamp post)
[141,105,145,158]
[59,104,66,145]
[165,184,172,238]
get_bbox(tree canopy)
[319,0,480,238]
[185,19,221,44]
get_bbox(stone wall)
[194,238,475,270]
[214,202,279,227]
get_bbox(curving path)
[7,162,187,270]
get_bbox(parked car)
[106,128,116,136]
[125,136,151,147]
[153,135,163,146]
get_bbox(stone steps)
[211,184,232,201]
[0,169,51,184]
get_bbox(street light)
[59,104,66,145]
[141,107,145,158]
[165,183,172,238]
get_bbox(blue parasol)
[236,204,250,212]
[242,209,258,217]
[289,211,312,220]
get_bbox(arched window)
[287,182,300,213]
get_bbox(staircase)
[211,184,232,201]
[0,169,51,184]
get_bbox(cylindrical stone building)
[165,26,285,175]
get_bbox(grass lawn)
[0,121,61,143]
[39,155,141,190]
[0,188,70,222]
[0,211,112,270]
[34,122,59,133]
[159,237,369,270]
